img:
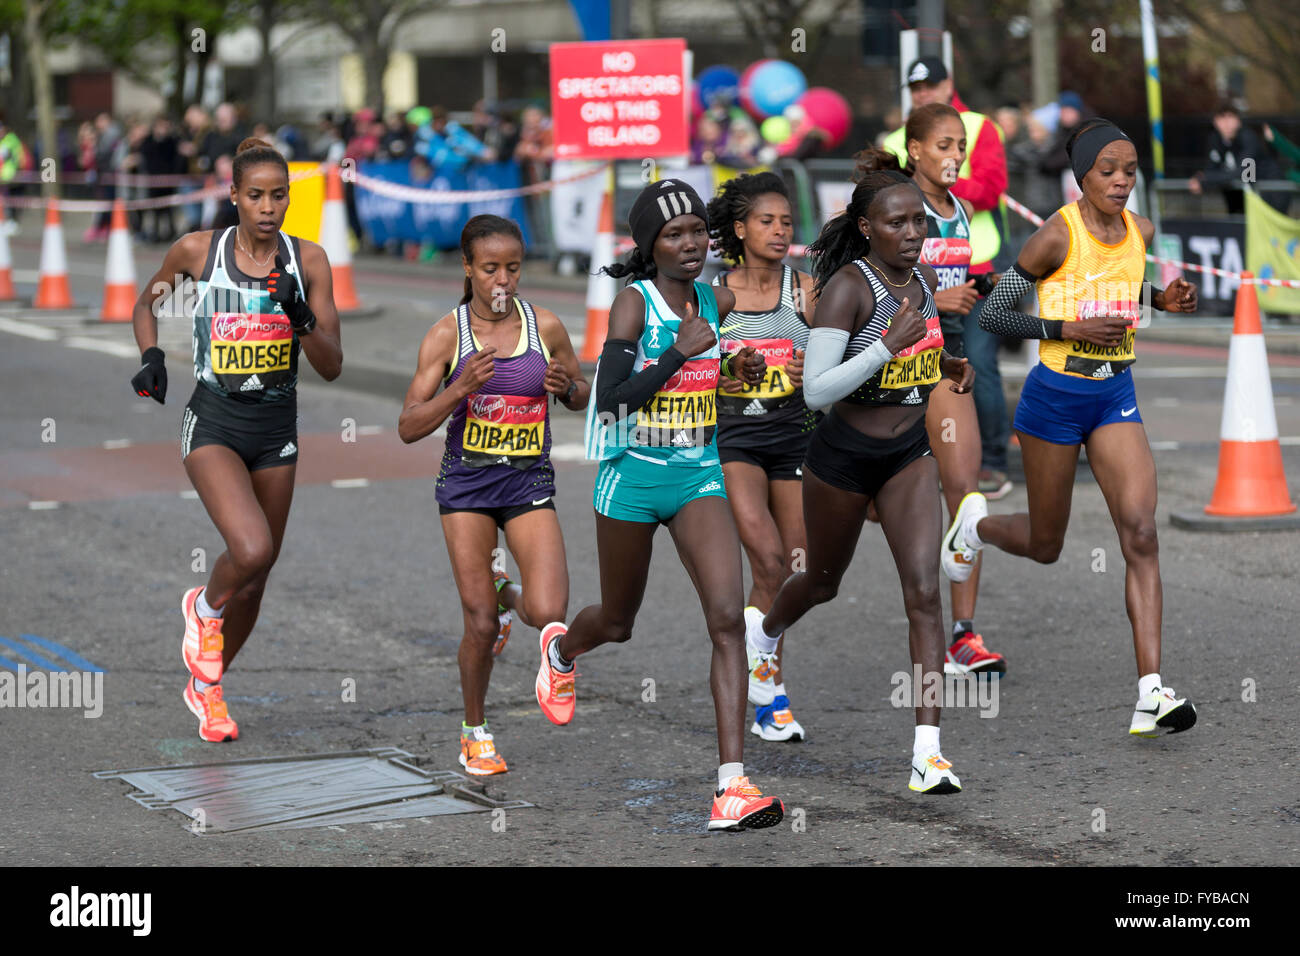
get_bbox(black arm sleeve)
[979,263,1065,340]
[595,339,688,418]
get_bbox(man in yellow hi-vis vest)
[883,56,1014,499]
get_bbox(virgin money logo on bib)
[664,361,719,393]
[210,312,293,376]
[921,237,971,266]
[470,394,508,423]
[464,393,547,461]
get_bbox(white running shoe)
[909,752,962,795]
[1129,686,1197,737]
[752,695,806,742]
[941,492,987,583]
[744,606,778,706]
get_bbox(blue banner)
[568,0,611,41]
[355,160,533,250]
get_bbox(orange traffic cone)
[319,164,369,314]
[0,196,16,303]
[579,183,617,363]
[99,200,137,322]
[1203,274,1295,517]
[33,203,75,309]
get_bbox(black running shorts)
[803,409,932,499]
[181,384,298,471]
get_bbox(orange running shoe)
[182,680,238,742]
[459,725,508,776]
[535,622,575,725]
[708,776,785,832]
[181,586,224,684]
[492,570,513,656]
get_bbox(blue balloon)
[1287,238,1298,258]
[696,66,741,111]
[747,60,807,118]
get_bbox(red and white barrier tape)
[1000,191,1300,289]
[1,164,326,213]
[353,163,606,204]
[9,170,203,187]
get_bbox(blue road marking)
[0,635,68,671]
[19,634,104,673]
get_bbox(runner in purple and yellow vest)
[399,215,588,776]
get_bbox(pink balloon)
[797,87,852,149]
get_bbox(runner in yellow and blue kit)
[942,119,1200,739]
[533,179,786,832]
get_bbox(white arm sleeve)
[801,327,893,412]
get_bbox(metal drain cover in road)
[94,748,530,833]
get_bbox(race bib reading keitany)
[209,312,294,394]
[463,393,548,469]
[635,358,719,448]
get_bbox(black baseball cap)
[904,56,949,87]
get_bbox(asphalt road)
[1,229,1298,866]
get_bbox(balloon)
[695,65,741,112]
[742,60,807,119]
[405,106,431,127]
[796,87,852,149]
[761,116,792,144]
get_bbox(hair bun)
[236,137,273,154]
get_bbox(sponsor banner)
[1159,218,1244,313]
[550,39,689,161]
[284,161,325,244]
[354,161,532,249]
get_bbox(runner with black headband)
[893,102,1007,676]
[399,214,587,776]
[747,162,976,794]
[131,137,343,742]
[707,171,818,742]
[942,118,1199,737]
[534,178,786,831]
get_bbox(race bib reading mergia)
[636,358,719,446]
[463,393,547,465]
[922,237,972,292]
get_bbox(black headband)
[629,179,708,260]
[1069,122,1132,185]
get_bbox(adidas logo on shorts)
[279,441,297,457]
[240,374,264,392]
[901,387,922,405]
[697,480,722,494]
[742,399,766,416]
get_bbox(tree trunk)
[24,0,59,198]
[362,35,386,117]
[255,0,277,122]
[171,14,189,119]
[7,27,34,141]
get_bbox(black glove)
[267,254,316,335]
[131,347,167,404]
[972,272,998,297]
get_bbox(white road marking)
[28,500,60,510]
[1149,441,1180,450]
[358,425,384,435]
[1153,397,1180,407]
[0,316,60,340]
[64,336,141,359]
[331,478,370,488]
[549,442,589,462]
[102,439,131,449]
[180,490,200,499]
[1280,436,1300,446]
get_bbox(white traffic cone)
[0,194,16,304]
[319,164,372,314]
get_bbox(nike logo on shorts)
[1121,407,1137,417]
[532,497,552,506]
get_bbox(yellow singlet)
[1037,201,1146,380]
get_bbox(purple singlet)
[436,297,556,509]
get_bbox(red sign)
[550,39,689,160]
